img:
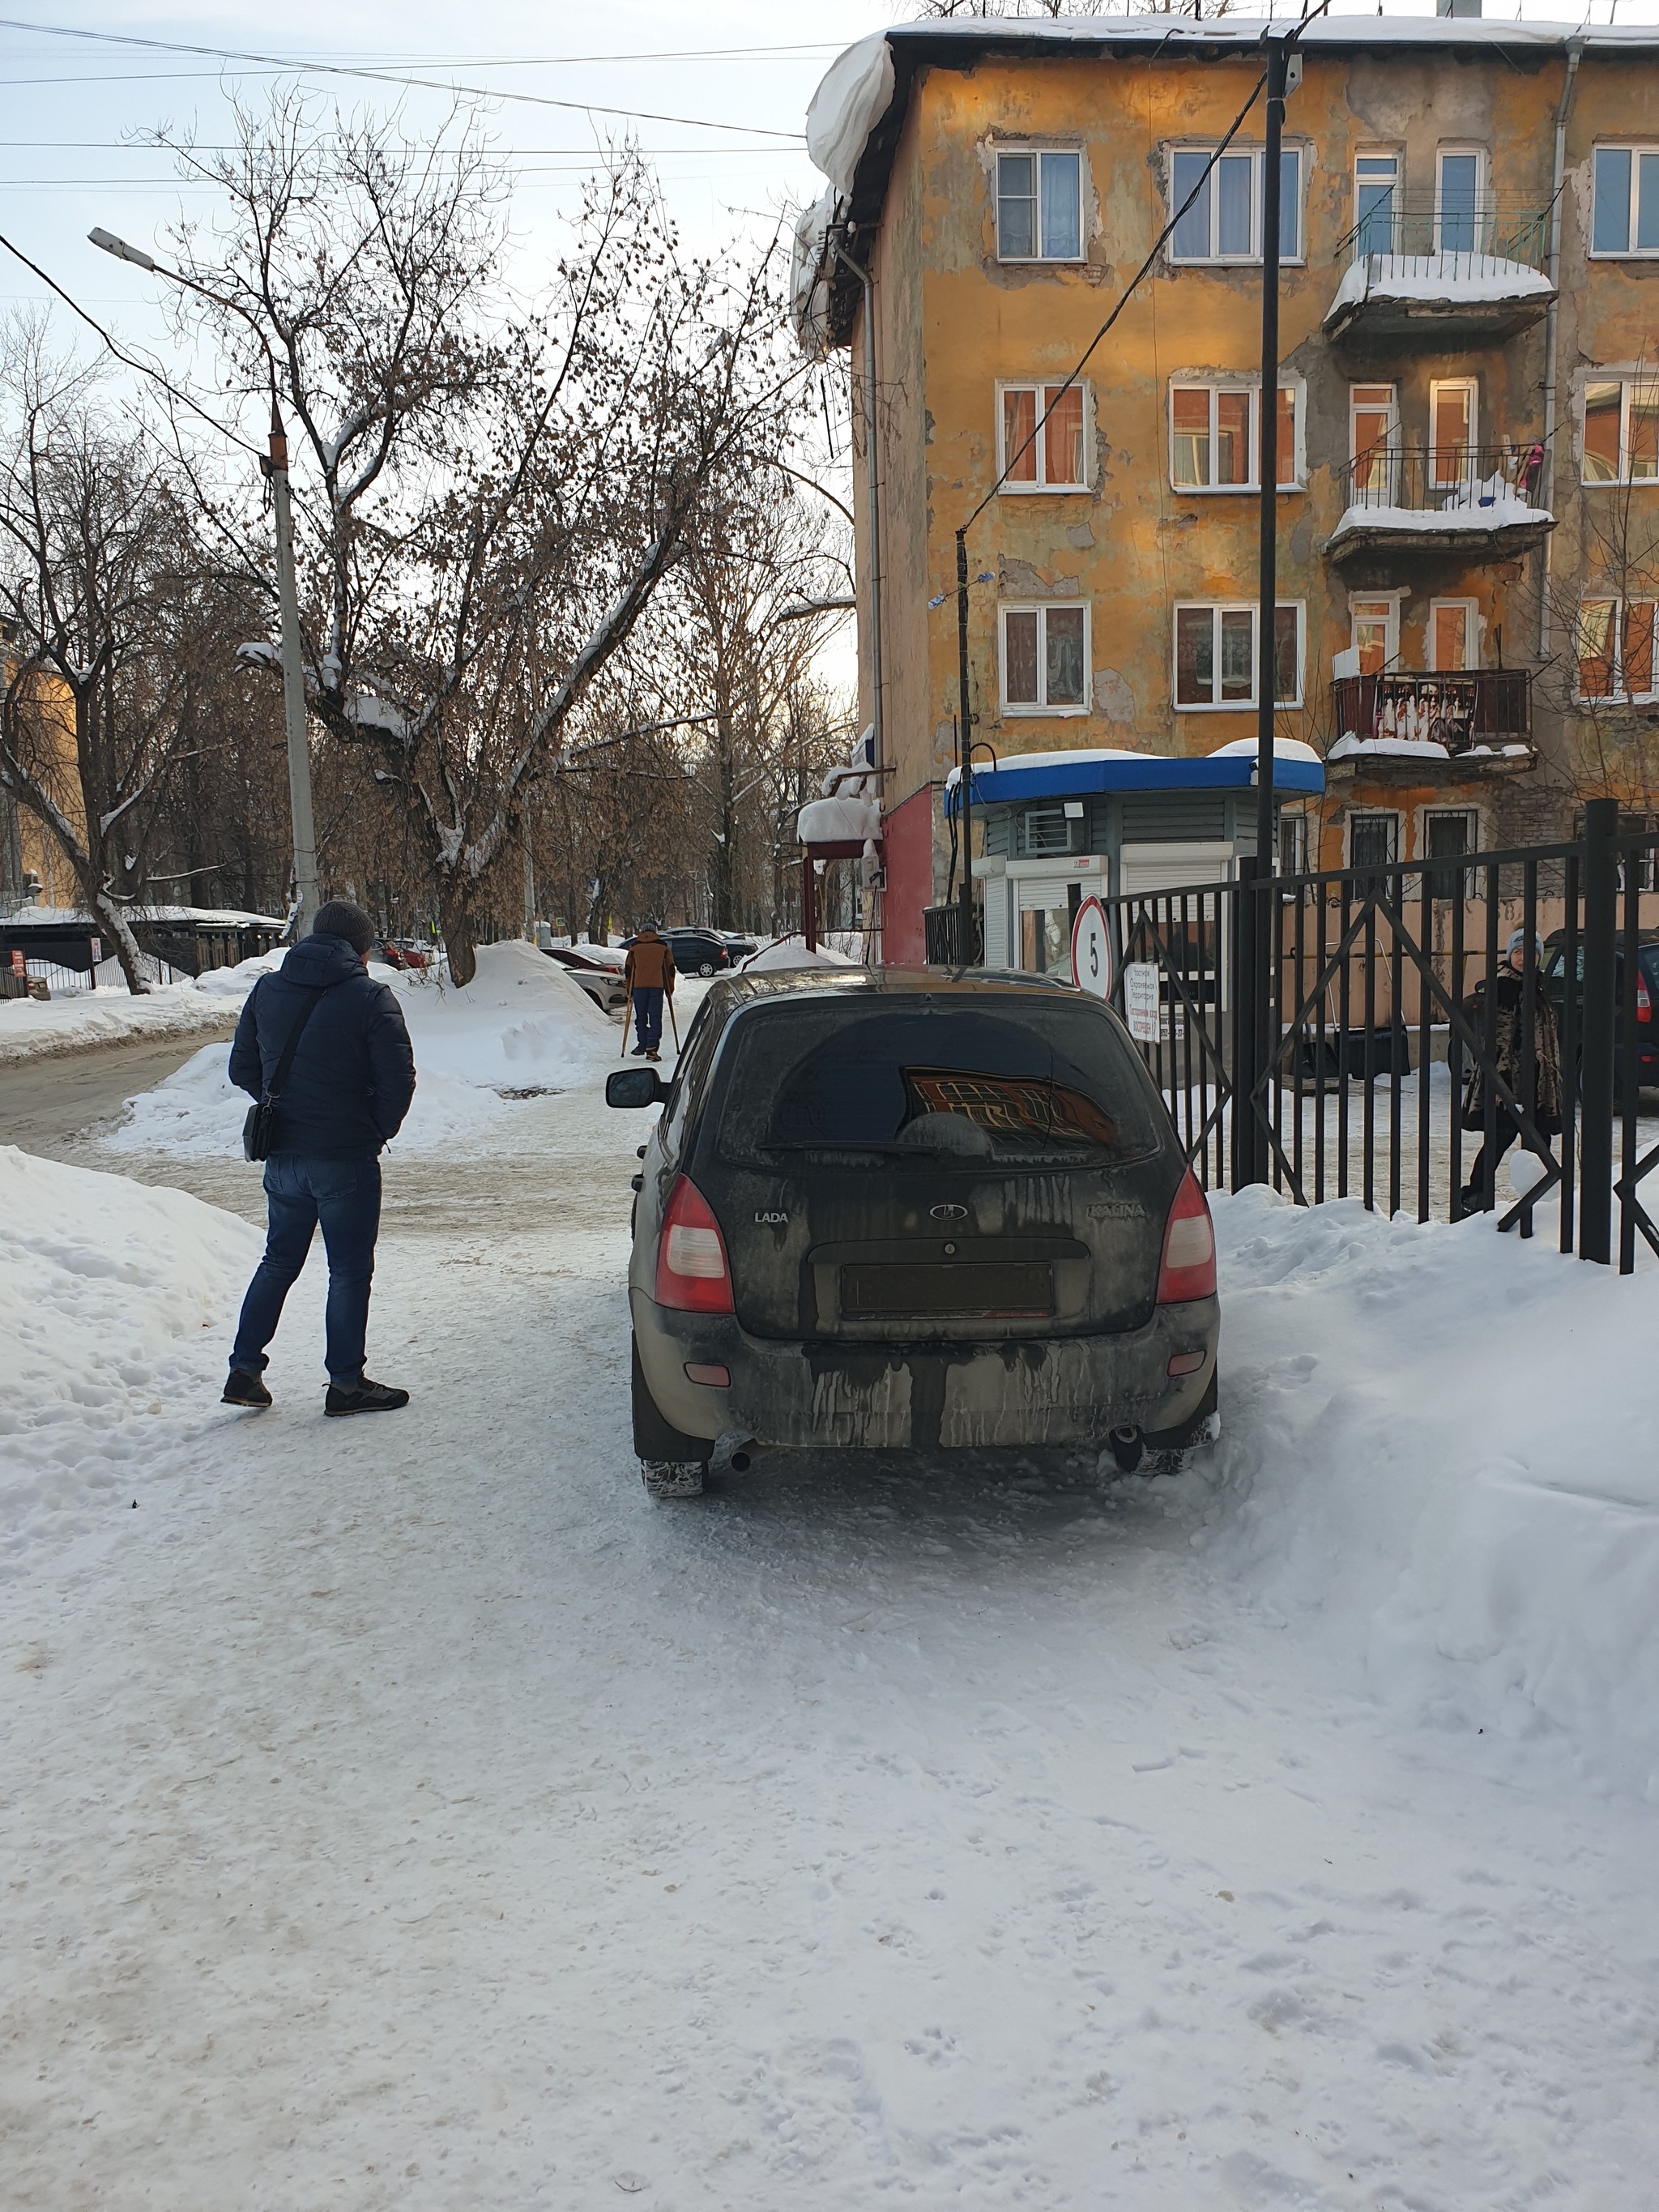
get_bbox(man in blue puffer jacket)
[224,899,416,1416]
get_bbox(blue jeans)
[633,987,663,1051]
[230,1155,382,1386]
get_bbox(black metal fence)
[1098,802,1659,1273]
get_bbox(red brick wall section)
[881,783,936,967]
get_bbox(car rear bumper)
[631,1289,1220,1453]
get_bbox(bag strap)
[262,983,325,1103]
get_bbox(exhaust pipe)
[1107,1424,1144,1475]
[710,1431,757,1476]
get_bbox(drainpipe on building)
[1537,38,1583,664]
[832,240,884,781]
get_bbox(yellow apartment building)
[795,12,1659,966]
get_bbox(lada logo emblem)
[929,1203,968,1221]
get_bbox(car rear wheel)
[697,959,716,977]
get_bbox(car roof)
[697,965,1087,1015]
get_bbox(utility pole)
[1242,33,1294,1187]
[262,403,321,936]
[954,527,976,967]
[88,231,321,937]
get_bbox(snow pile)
[1331,489,1552,544]
[0,950,280,1065]
[1201,1186,1659,1794]
[0,1147,260,1576]
[108,938,616,1158]
[741,935,860,973]
[1327,251,1554,323]
[804,32,894,194]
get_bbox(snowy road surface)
[3,1009,1657,2210]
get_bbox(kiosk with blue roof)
[943,740,1324,976]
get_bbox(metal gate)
[1100,802,1658,1273]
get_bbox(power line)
[0,19,809,138]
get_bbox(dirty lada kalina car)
[605,969,1220,1499]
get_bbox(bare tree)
[159,97,810,982]
[0,323,196,989]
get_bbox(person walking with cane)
[623,925,676,1062]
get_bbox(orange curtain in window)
[1002,388,1038,483]
[1042,384,1084,485]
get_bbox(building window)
[999,382,1088,489]
[1591,146,1659,257]
[1423,809,1478,902]
[1279,809,1311,876]
[1348,811,1399,893]
[1582,378,1659,485]
[1169,382,1299,490]
[1435,147,1486,254]
[1429,378,1478,487]
[1001,603,1089,713]
[1170,145,1303,264]
[996,150,1083,262]
[1354,152,1400,254]
[1350,382,1398,497]
[1576,597,1658,702]
[1350,594,1400,676]
[1428,599,1478,672]
[1172,603,1302,711]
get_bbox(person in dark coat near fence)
[1459,927,1563,1217]
[224,900,416,1414]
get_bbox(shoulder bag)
[242,984,325,1162]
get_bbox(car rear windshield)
[714,997,1161,1167]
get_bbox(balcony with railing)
[1324,442,1555,574]
[1324,199,1555,347]
[1328,668,1535,777]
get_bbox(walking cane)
[620,979,633,1057]
[667,989,681,1058]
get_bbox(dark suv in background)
[608,969,1221,1497]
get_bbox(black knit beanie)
[310,900,376,956]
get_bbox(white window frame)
[1171,600,1304,713]
[1279,808,1313,877]
[1580,375,1659,485]
[1434,145,1488,254]
[1576,595,1659,704]
[1427,597,1480,673]
[996,379,1091,493]
[1353,150,1401,252]
[1350,590,1402,671]
[1428,376,1479,486]
[999,601,1092,716]
[1167,378,1303,492]
[1168,143,1305,266]
[1589,144,1659,259]
[995,147,1086,264]
[1350,381,1400,473]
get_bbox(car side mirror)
[606,1067,667,1109]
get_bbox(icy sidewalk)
[2,1112,1657,2208]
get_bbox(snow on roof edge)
[807,15,1659,194]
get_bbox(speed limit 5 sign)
[1070,895,1113,1001]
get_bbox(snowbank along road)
[2,961,1657,2210]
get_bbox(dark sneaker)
[325,1376,411,1418]
[222,1369,272,1409]
[645,1048,660,1061]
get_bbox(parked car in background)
[646,929,732,977]
[544,943,627,1015]
[1541,928,1659,1090]
[606,968,1221,1498]
[719,933,759,963]
[374,938,430,971]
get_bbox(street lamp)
[88,227,321,934]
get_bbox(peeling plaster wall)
[848,40,1659,918]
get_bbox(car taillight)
[655,1176,735,1313]
[1156,1169,1217,1304]
[1638,976,1652,1023]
